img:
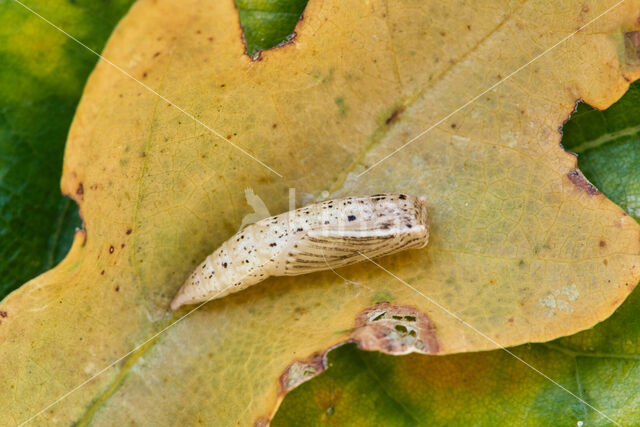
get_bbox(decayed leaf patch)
[278,303,438,394]
[2,0,640,425]
[351,303,439,355]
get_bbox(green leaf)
[561,88,640,221]
[273,81,640,425]
[0,0,136,299]
[236,0,308,59]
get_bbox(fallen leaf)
[2,0,640,424]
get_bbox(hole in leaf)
[394,324,408,334]
[235,0,309,59]
[560,80,640,220]
[371,312,386,322]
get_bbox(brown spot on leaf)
[0,311,7,318]
[109,245,114,254]
[351,303,439,354]
[385,106,405,125]
[293,306,308,320]
[279,353,326,394]
[603,259,608,266]
[599,240,606,247]
[126,228,132,235]
[76,183,84,197]
[115,286,120,292]
[624,31,640,65]
[567,169,600,196]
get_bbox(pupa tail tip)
[169,294,184,311]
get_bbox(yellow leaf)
[2,0,640,424]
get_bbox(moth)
[170,193,429,310]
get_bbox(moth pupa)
[170,193,428,310]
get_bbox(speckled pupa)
[170,194,428,309]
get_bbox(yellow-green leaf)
[2,0,640,425]
[272,76,640,427]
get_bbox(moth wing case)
[272,194,429,276]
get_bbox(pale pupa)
[170,193,428,310]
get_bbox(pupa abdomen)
[170,194,428,310]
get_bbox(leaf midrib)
[328,0,528,194]
[567,123,640,154]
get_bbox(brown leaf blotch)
[279,353,326,395]
[351,303,439,355]
[567,169,600,196]
[624,31,640,64]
